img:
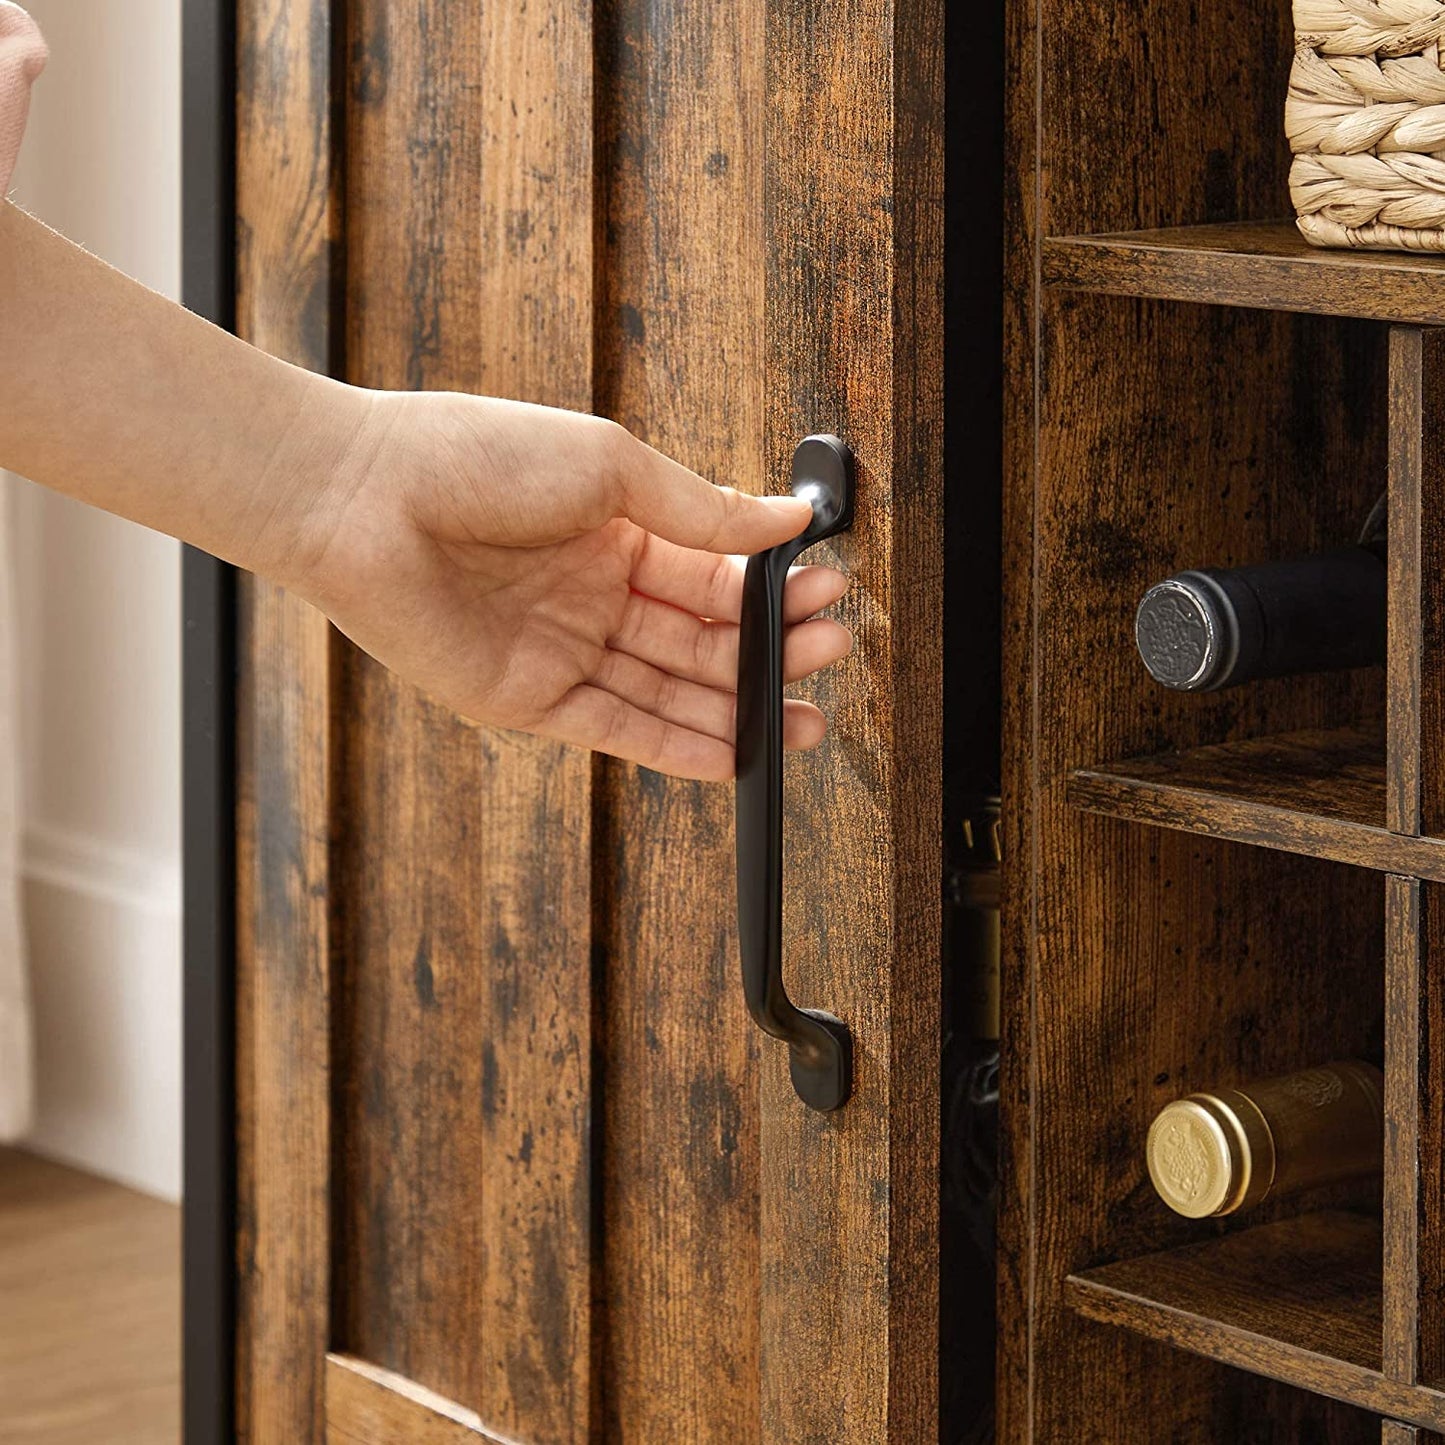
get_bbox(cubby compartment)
[1035,291,1387,766]
[1008,0,1445,1436]
[1039,824,1386,1303]
[1009,293,1445,1436]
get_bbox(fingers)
[540,669,828,783]
[591,649,828,751]
[613,432,815,553]
[610,591,853,691]
[629,534,848,624]
[538,685,737,780]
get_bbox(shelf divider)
[1065,726,1445,881]
[1383,879,1445,1389]
[1067,1213,1445,1431]
[1043,223,1445,324]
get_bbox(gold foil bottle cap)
[1146,1091,1276,1218]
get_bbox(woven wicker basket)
[1288,0,1445,251]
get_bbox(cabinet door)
[233,2,941,1441]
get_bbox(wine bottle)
[1145,1060,1382,1219]
[1134,496,1386,692]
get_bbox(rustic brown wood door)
[232,1,942,1441]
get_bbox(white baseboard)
[18,823,181,1203]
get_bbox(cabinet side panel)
[234,1,340,1439]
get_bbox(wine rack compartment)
[1008,300,1445,1439]
[1006,0,1445,1438]
[1068,1211,1384,1390]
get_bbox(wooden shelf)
[1043,222,1445,324]
[1068,1212,1445,1431]
[1067,725,1445,881]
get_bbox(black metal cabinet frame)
[181,0,236,1439]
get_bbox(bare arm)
[0,201,851,780]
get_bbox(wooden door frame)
[181,0,238,1439]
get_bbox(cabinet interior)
[1006,0,1445,1437]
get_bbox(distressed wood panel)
[1005,1,1394,1441]
[591,0,765,1437]
[1387,327,1445,837]
[238,3,948,1441]
[1010,290,1388,1441]
[1385,1423,1445,1444]
[234,1,340,1440]
[1384,879,1445,1389]
[335,4,595,1441]
[325,1354,509,1445]
[1043,225,1445,327]
[760,0,944,1439]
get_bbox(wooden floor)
[0,1147,179,1444]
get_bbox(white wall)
[6,0,183,1202]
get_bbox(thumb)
[617,436,814,553]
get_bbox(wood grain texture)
[1067,1212,1445,1431]
[1003,1,1392,1435]
[1383,326,1445,1401]
[1388,328,1445,838]
[325,1354,508,1445]
[1066,726,1445,882]
[1044,225,1445,326]
[1384,879,1445,1388]
[0,1150,179,1445]
[1075,726,1387,830]
[590,0,765,1437]
[336,5,594,1440]
[1069,1212,1382,1373]
[1384,1424,1445,1443]
[239,2,948,1439]
[997,0,1039,1431]
[761,0,944,1439]
[234,3,340,1439]
[1006,288,1388,1440]
[1391,328,1427,835]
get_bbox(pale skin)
[0,201,851,780]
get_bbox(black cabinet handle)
[735,435,855,1112]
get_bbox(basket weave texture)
[1288,0,1445,251]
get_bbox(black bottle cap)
[1134,572,1241,691]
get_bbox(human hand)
[291,390,852,781]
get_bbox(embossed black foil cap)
[1134,546,1386,692]
[1136,572,1247,691]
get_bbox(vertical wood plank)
[592,0,765,1437]
[1385,874,1424,1381]
[1389,327,1424,836]
[336,4,595,1441]
[1384,1424,1445,1445]
[1387,328,1445,1396]
[761,0,944,1438]
[1389,326,1445,838]
[998,0,1040,1431]
[234,1,340,1440]
[1418,333,1445,842]
[1385,877,1445,1388]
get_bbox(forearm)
[0,199,362,581]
